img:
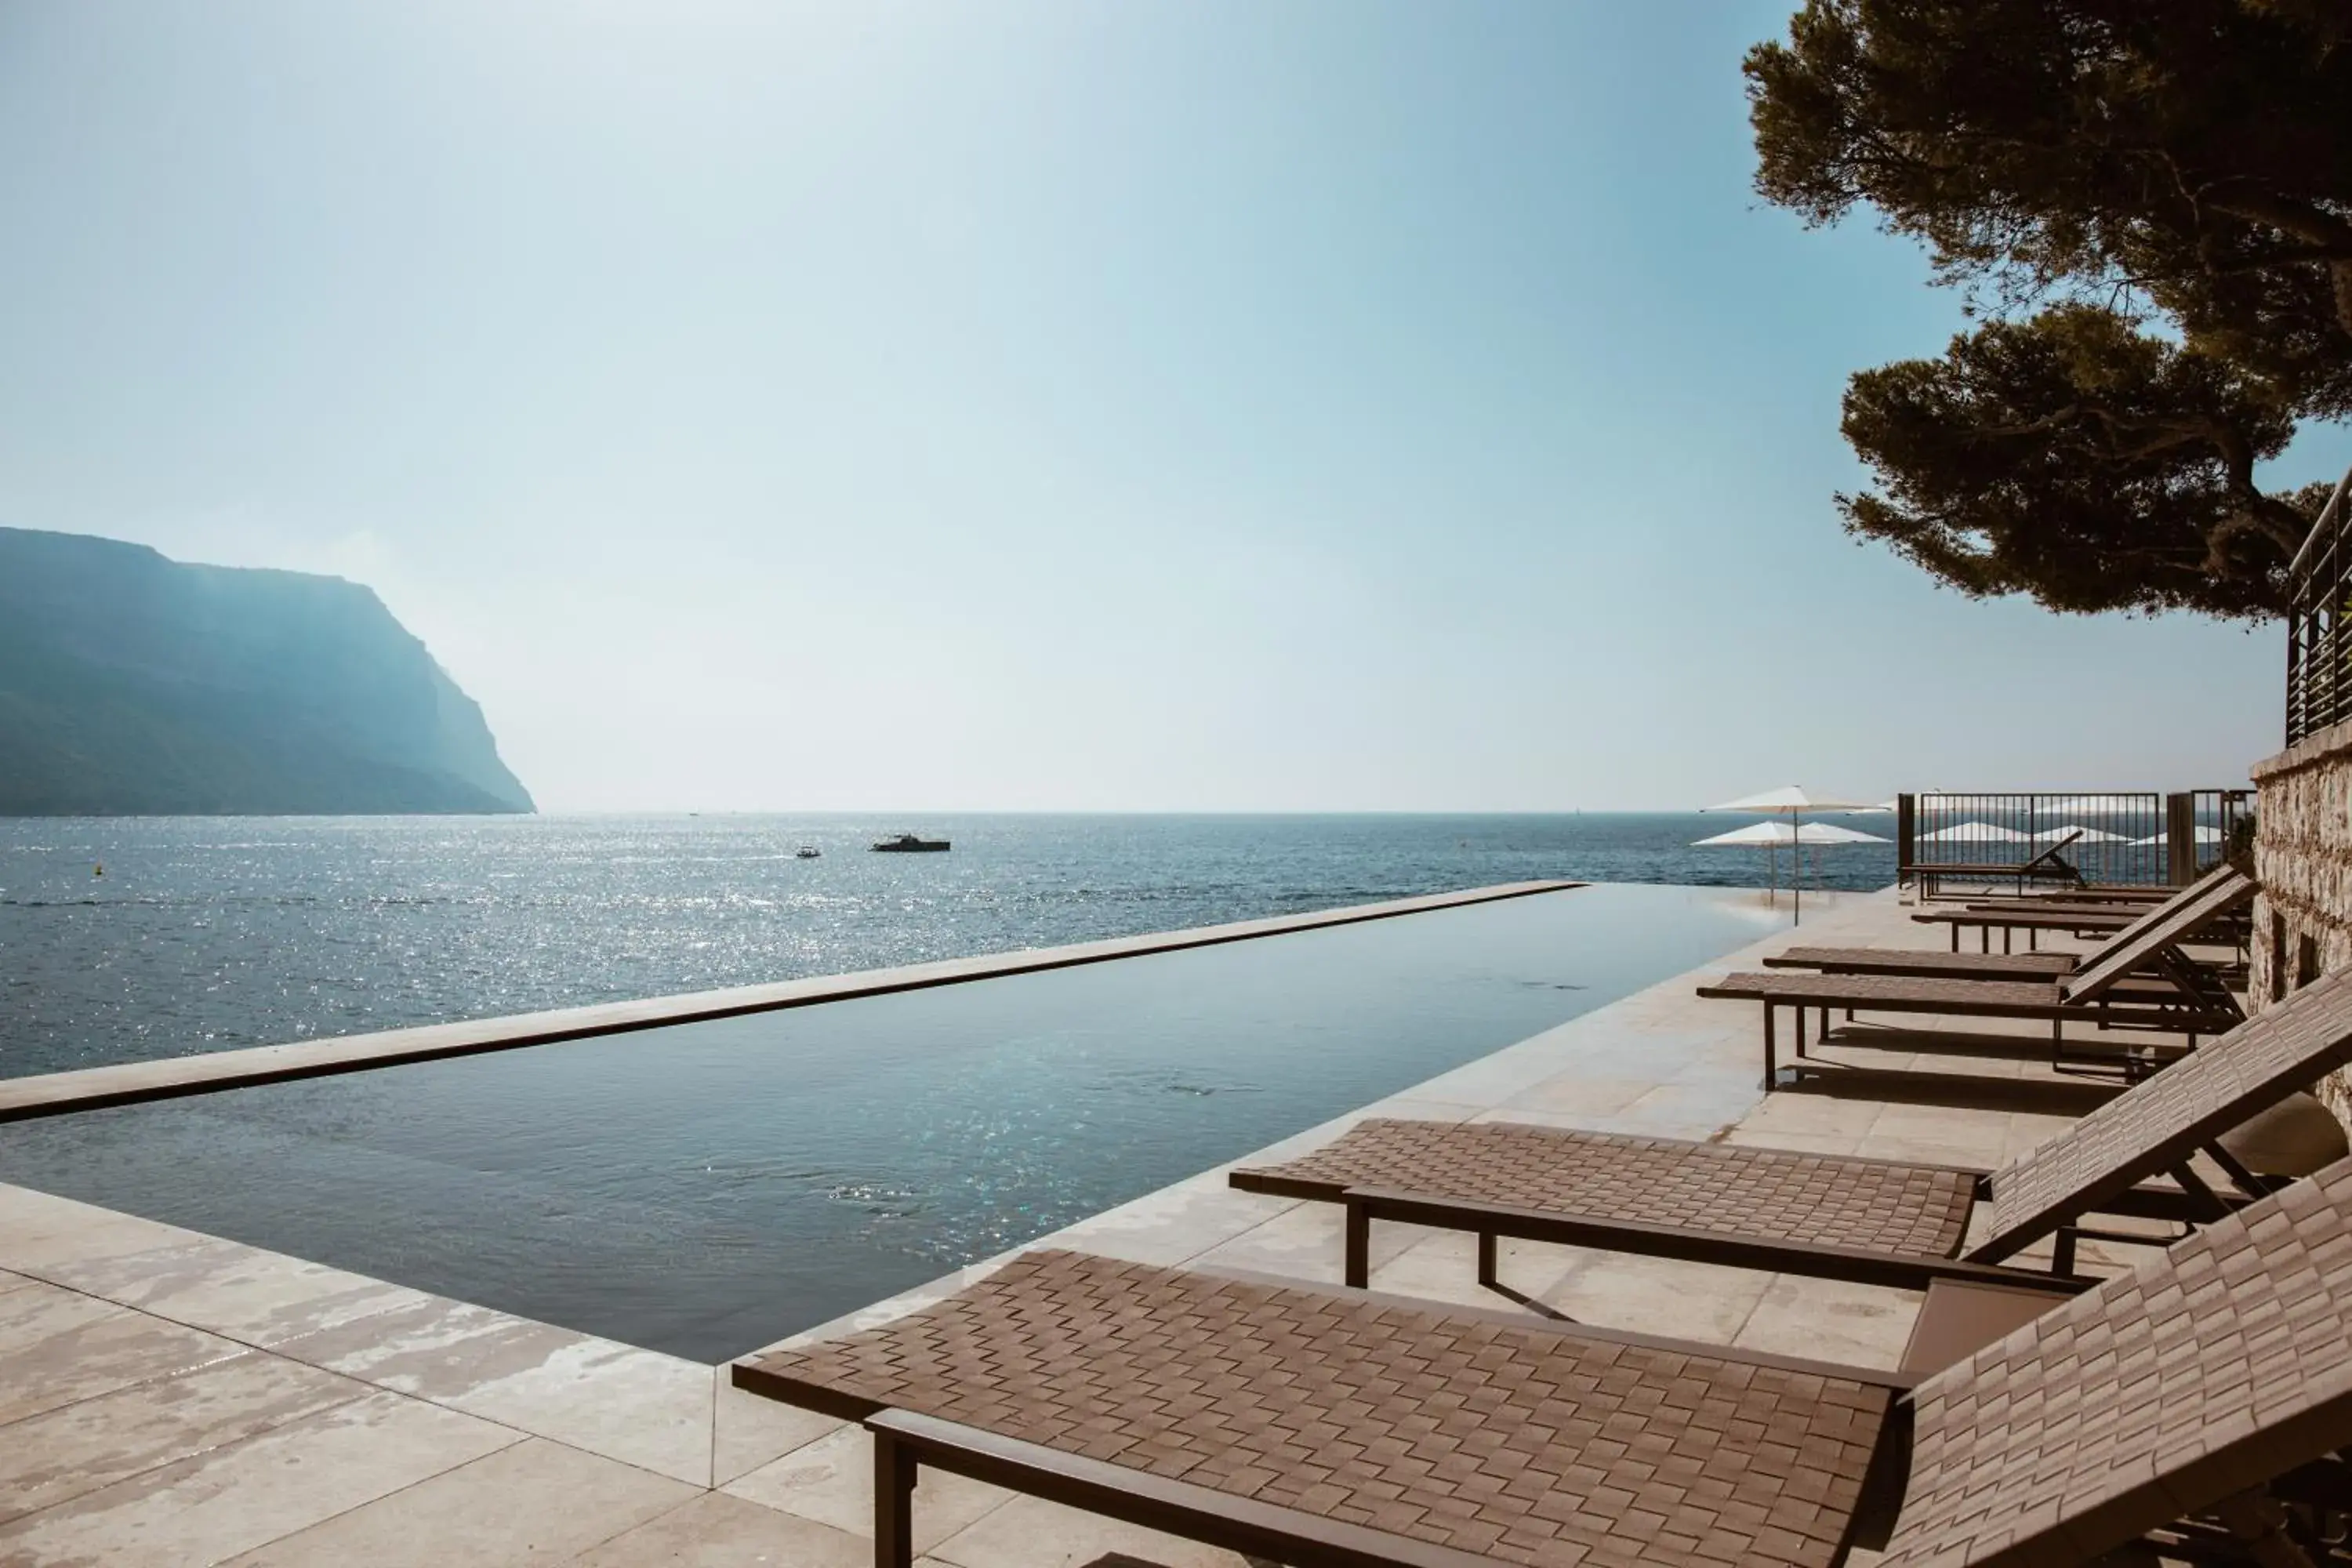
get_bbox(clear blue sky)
[2,2,2342,811]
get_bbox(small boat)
[870,833,950,853]
[795,844,820,859]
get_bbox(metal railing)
[2285,461,2352,744]
[2187,788,2250,884]
[1896,789,2248,894]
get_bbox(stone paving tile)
[1461,1105,1629,1132]
[1542,1248,1776,1343]
[1494,1074,1666,1121]
[271,1292,716,1484]
[570,1489,868,1567]
[712,1376,843,1489]
[269,1294,586,1398]
[0,1388,521,1567]
[0,1186,206,1276]
[931,1493,1253,1568]
[0,1351,366,1525]
[0,1280,248,1425]
[1733,1089,1889,1139]
[1046,1171,1294,1269]
[1864,1102,2011,1161]
[1603,1080,1756,1139]
[1186,1200,1411,1288]
[1716,1127,1867,1157]
[1851,1135,2006,1171]
[38,1235,430,1350]
[440,1336,717,1487]
[1733,1273,1920,1370]
[217,1436,699,1566]
[1367,1229,1577,1316]
[722,1424,1011,1552]
[1398,1049,1598,1109]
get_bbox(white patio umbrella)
[2031,824,2129,844]
[1918,821,2031,844]
[1704,786,1882,816]
[1700,787,1882,922]
[2038,795,2142,816]
[2131,826,2226,847]
[1693,822,1892,848]
[1693,821,1889,921]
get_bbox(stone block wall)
[2251,715,2352,1131]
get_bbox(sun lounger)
[735,1156,2352,1568]
[1911,831,2083,900]
[1700,972,2235,1076]
[1911,865,2252,953]
[1765,866,2249,985]
[1231,965,2352,1294]
[1707,871,2253,1076]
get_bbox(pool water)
[0,884,1784,1360]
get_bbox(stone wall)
[2251,715,2352,1131]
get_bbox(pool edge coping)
[0,878,1582,1122]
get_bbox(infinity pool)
[0,884,1782,1360]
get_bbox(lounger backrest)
[2060,862,2238,974]
[2018,828,2082,875]
[2058,867,2250,1003]
[1882,1153,2352,1567]
[1981,967,2352,1258]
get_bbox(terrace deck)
[0,886,2209,1565]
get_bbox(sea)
[0,812,1895,1083]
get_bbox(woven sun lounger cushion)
[1232,1120,1975,1255]
[1974,967,2352,1256]
[1878,1152,2352,1567]
[739,1247,1899,1568]
[1234,1120,1976,1256]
